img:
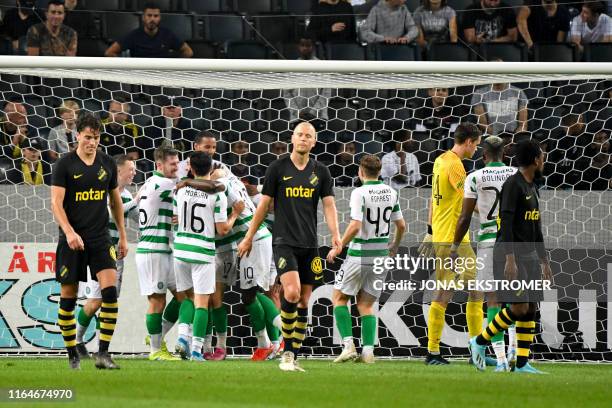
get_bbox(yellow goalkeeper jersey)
[431,150,469,243]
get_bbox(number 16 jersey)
[346,180,402,265]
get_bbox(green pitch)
[1,358,609,407]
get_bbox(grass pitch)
[1,357,609,407]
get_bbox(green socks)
[179,298,195,324]
[245,298,267,332]
[361,315,376,347]
[162,297,180,323]
[333,305,353,340]
[212,306,228,334]
[146,313,162,335]
[193,308,208,338]
[256,292,280,342]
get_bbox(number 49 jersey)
[173,187,228,264]
[464,162,517,244]
[346,180,403,265]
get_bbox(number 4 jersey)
[463,162,516,244]
[346,180,403,265]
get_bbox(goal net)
[0,57,610,361]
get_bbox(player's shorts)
[81,258,125,299]
[174,259,216,295]
[334,259,387,299]
[215,250,238,286]
[494,248,543,303]
[476,243,495,286]
[136,252,176,296]
[273,244,323,286]
[237,237,273,291]
[434,243,477,284]
[56,235,117,285]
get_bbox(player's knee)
[241,287,257,305]
[101,286,118,303]
[357,303,374,316]
[332,290,348,306]
[511,303,530,318]
[85,299,102,314]
[283,288,300,303]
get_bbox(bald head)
[291,121,317,155]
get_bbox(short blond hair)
[58,99,80,116]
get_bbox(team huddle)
[52,112,550,374]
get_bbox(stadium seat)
[375,44,419,61]
[231,0,277,14]
[224,40,270,59]
[584,43,612,62]
[102,12,141,43]
[253,14,297,44]
[325,43,367,60]
[282,0,313,15]
[427,42,475,61]
[184,0,223,14]
[204,14,246,43]
[161,13,195,42]
[480,43,527,62]
[275,42,301,60]
[135,0,174,11]
[189,40,218,58]
[85,0,122,11]
[533,43,578,62]
[77,38,109,57]
[404,0,421,12]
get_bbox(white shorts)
[476,243,495,286]
[136,252,176,296]
[215,250,237,286]
[174,259,216,295]
[334,259,387,299]
[237,238,273,291]
[80,259,125,299]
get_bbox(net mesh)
[0,62,611,360]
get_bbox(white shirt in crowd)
[381,150,421,190]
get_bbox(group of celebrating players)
[51,111,550,374]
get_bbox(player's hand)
[175,179,188,191]
[232,200,245,215]
[504,257,518,281]
[117,237,128,260]
[66,231,85,251]
[171,215,178,225]
[210,168,226,180]
[389,244,400,258]
[331,22,346,32]
[326,247,340,264]
[541,261,553,285]
[418,232,435,258]
[237,237,252,258]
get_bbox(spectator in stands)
[1,99,29,167]
[413,0,458,47]
[104,2,193,58]
[0,0,38,54]
[5,137,51,185]
[47,99,79,162]
[463,0,518,44]
[360,0,419,44]
[149,96,197,156]
[63,0,98,41]
[382,129,421,189]
[329,141,359,187]
[271,141,288,157]
[575,130,611,190]
[308,0,357,44]
[569,1,612,53]
[413,87,467,150]
[100,96,140,158]
[471,74,528,136]
[516,0,571,49]
[283,36,331,123]
[26,0,77,56]
[546,112,591,188]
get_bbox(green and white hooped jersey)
[346,181,402,265]
[108,188,138,245]
[215,177,271,253]
[463,162,517,244]
[173,186,227,264]
[251,192,274,230]
[136,171,176,254]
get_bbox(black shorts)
[55,235,117,285]
[493,249,543,303]
[273,244,323,286]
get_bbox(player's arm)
[51,185,84,251]
[418,197,434,257]
[390,218,406,257]
[109,188,128,259]
[322,196,341,250]
[452,197,476,249]
[499,179,519,280]
[104,41,122,57]
[176,178,225,193]
[534,212,552,281]
[215,199,244,236]
[326,219,361,264]
[237,194,271,257]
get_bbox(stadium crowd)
[0,0,610,189]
